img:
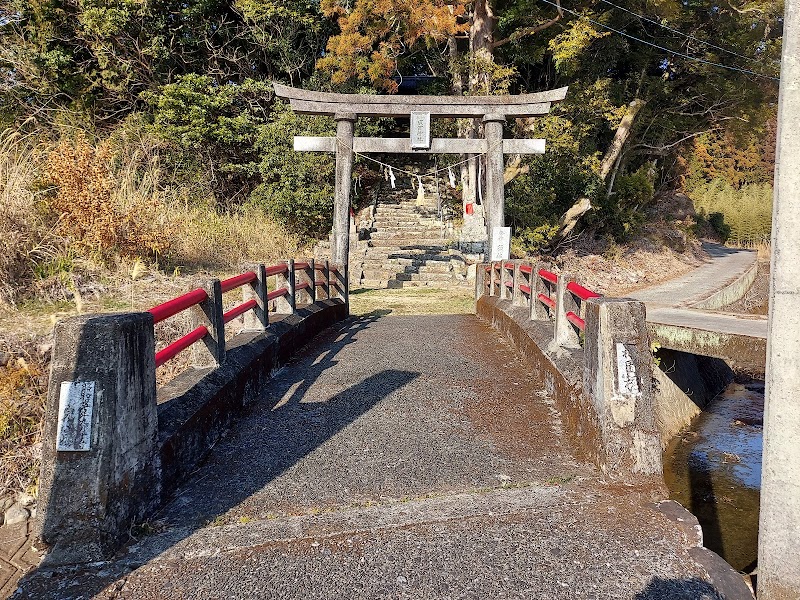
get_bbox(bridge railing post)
[275,260,295,314]
[191,278,226,367]
[243,264,268,332]
[512,262,524,306]
[308,259,316,304]
[475,263,487,302]
[499,261,509,300]
[554,273,580,348]
[531,262,551,321]
[324,260,331,300]
[35,312,161,565]
[583,297,662,478]
[489,262,498,296]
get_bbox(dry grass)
[0,341,47,498]
[0,130,64,305]
[349,287,474,316]
[0,127,309,502]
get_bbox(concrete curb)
[690,259,759,311]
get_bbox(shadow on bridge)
[634,576,726,599]
[25,309,423,598]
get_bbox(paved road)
[17,315,732,599]
[629,243,766,340]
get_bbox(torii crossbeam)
[273,83,568,269]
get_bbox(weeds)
[0,350,46,498]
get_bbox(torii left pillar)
[333,113,355,268]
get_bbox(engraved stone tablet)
[410,112,431,149]
[490,227,511,261]
[56,381,95,451]
[615,343,640,397]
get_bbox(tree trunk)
[470,0,495,229]
[448,34,476,206]
[599,98,646,180]
[550,97,646,246]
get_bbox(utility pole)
[758,0,800,596]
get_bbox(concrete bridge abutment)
[476,274,663,481]
[35,294,347,566]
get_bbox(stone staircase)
[356,187,471,289]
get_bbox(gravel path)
[16,315,735,599]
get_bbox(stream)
[663,379,764,573]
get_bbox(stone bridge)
[13,257,765,599]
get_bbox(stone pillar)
[512,263,524,306]
[499,261,509,300]
[553,273,580,349]
[333,114,356,269]
[324,260,331,300]
[275,260,295,314]
[483,114,506,246]
[583,298,662,479]
[531,263,550,321]
[192,279,225,367]
[243,264,268,331]
[759,0,800,594]
[475,263,487,305]
[488,262,497,297]
[35,313,160,565]
[309,258,317,304]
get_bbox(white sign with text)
[56,381,95,451]
[490,227,511,261]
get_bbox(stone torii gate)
[273,83,568,267]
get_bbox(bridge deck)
[21,315,731,599]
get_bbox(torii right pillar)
[759,0,800,597]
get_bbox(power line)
[596,0,771,66]
[538,0,779,81]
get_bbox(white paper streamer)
[389,166,396,188]
[448,166,457,188]
[477,159,483,204]
[417,175,423,195]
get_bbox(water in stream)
[663,380,764,572]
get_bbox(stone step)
[368,239,450,248]
[362,252,460,262]
[360,260,456,273]
[369,231,442,240]
[360,268,458,282]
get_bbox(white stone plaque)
[56,381,95,451]
[490,227,511,261]
[410,112,431,149]
[615,343,640,397]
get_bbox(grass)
[349,287,475,316]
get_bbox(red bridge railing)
[149,259,347,370]
[480,259,602,347]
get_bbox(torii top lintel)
[273,83,568,119]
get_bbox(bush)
[595,167,655,241]
[144,75,273,204]
[44,135,172,261]
[249,101,336,239]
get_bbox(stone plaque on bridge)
[56,381,95,451]
[410,112,431,149]
[615,343,640,397]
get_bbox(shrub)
[144,75,272,204]
[595,167,655,241]
[44,135,171,261]
[250,101,335,239]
